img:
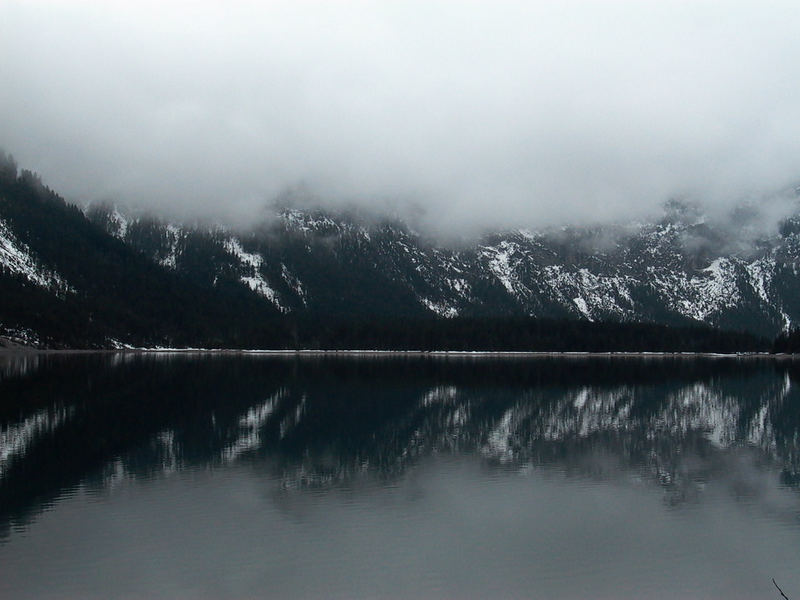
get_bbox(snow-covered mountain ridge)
[85,201,800,338]
[0,153,777,348]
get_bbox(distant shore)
[0,346,797,359]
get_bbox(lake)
[1,353,799,599]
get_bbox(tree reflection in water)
[2,353,800,538]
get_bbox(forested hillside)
[0,153,286,348]
[0,153,782,351]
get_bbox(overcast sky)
[2,1,800,231]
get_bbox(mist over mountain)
[84,188,800,340]
[4,2,800,347]
[0,152,798,349]
[3,2,800,233]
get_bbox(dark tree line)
[288,316,768,353]
[773,329,800,353]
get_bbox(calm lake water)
[1,353,800,599]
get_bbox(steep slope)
[0,157,284,348]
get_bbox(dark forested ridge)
[0,153,782,352]
[0,154,286,348]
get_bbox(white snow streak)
[159,224,181,269]
[281,263,307,306]
[421,297,458,318]
[0,217,71,293]
[485,242,517,295]
[222,389,286,462]
[224,238,287,312]
[0,406,74,478]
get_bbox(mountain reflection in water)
[2,353,800,537]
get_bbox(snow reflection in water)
[1,354,800,598]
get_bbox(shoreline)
[0,347,796,359]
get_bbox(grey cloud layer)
[2,1,800,230]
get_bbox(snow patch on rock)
[281,263,307,306]
[224,238,287,312]
[159,224,181,269]
[0,218,72,293]
[421,297,459,318]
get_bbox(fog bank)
[3,1,800,232]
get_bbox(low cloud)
[2,1,800,233]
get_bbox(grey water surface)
[1,353,800,599]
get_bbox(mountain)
[88,189,800,340]
[0,152,794,348]
[0,154,287,348]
